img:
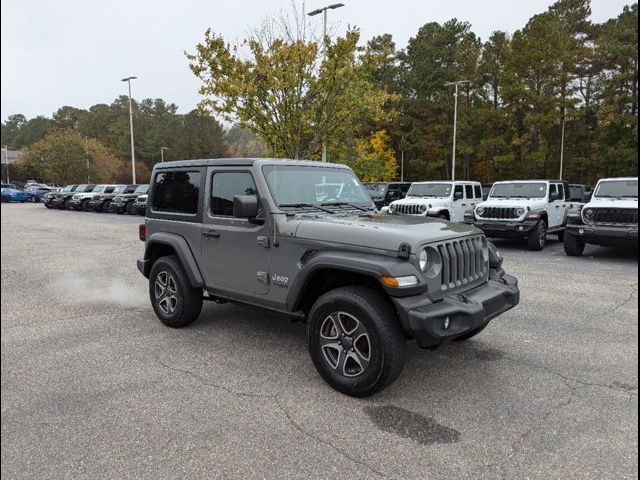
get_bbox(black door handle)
[203,230,220,239]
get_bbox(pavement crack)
[274,398,389,479]
[152,354,389,478]
[494,377,577,479]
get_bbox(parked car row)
[42,183,148,215]
[2,182,59,203]
[370,177,637,256]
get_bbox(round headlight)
[516,208,526,216]
[419,204,427,214]
[583,208,595,221]
[476,206,485,216]
[389,204,397,214]
[419,249,429,271]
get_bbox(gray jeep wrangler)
[137,159,520,397]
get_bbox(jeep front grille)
[479,207,520,220]
[437,236,488,291]
[395,204,423,215]
[586,208,638,225]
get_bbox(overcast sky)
[1,0,632,121]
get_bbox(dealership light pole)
[161,146,168,163]
[308,3,345,162]
[444,80,468,181]
[559,113,566,180]
[121,76,138,184]
[3,146,9,183]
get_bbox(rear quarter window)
[152,171,201,214]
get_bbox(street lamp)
[3,145,9,183]
[308,3,345,163]
[160,146,168,163]
[559,112,566,180]
[444,80,468,181]
[121,76,138,184]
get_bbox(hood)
[478,198,547,210]
[392,196,450,206]
[584,197,638,210]
[293,214,479,253]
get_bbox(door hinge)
[257,271,269,284]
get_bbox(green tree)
[187,15,388,160]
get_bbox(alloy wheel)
[319,312,371,378]
[154,271,179,315]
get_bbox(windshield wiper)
[279,203,335,214]
[321,201,370,212]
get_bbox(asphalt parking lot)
[1,203,638,480]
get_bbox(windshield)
[407,183,452,198]
[134,185,148,194]
[594,180,638,199]
[569,186,584,201]
[263,165,372,207]
[2,183,16,189]
[113,185,126,194]
[490,183,547,199]
[92,185,107,193]
[63,185,74,192]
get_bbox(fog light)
[579,229,584,234]
[519,226,524,231]
[443,317,450,330]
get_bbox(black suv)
[111,184,149,214]
[137,158,520,397]
[51,184,96,209]
[44,185,76,208]
[365,182,412,210]
[88,184,138,212]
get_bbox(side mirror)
[454,191,464,201]
[233,195,259,219]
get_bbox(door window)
[152,171,201,214]
[210,172,257,216]
[454,185,464,199]
[474,185,482,199]
[465,185,474,199]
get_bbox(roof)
[492,179,566,184]
[154,158,351,170]
[411,180,482,185]
[597,177,638,182]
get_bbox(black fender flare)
[143,232,204,288]
[286,250,426,311]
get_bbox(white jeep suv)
[68,184,118,211]
[471,180,570,251]
[564,177,638,256]
[388,181,483,223]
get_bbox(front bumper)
[68,199,85,209]
[392,273,520,349]
[567,223,638,246]
[133,203,147,215]
[51,197,69,208]
[111,201,127,213]
[473,219,538,238]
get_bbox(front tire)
[307,286,406,397]
[126,202,136,215]
[564,232,586,257]
[527,220,547,251]
[149,255,203,328]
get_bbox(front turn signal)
[381,275,419,288]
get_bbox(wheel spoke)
[353,333,371,362]
[321,342,342,369]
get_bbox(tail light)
[139,224,147,241]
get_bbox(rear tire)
[564,232,586,257]
[527,220,547,251]
[149,255,203,328]
[307,286,406,397]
